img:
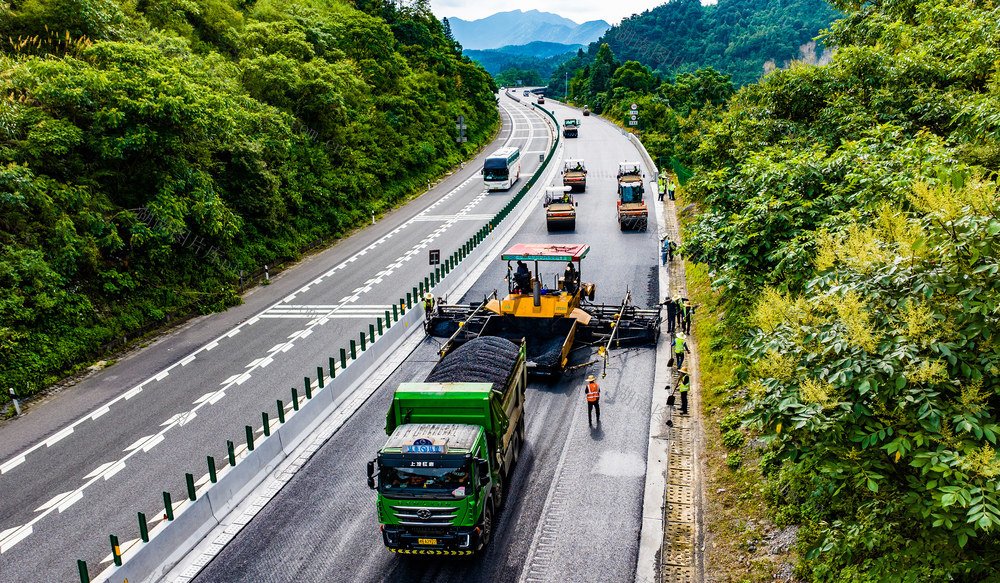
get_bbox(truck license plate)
[417,538,437,545]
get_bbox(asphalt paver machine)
[426,244,660,377]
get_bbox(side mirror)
[480,169,484,175]
[477,459,490,486]
[367,460,377,490]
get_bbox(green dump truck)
[367,336,527,555]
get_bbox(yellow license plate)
[417,538,437,545]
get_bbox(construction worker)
[674,332,689,369]
[660,235,671,265]
[661,296,677,334]
[682,301,695,335]
[585,374,600,425]
[564,261,578,294]
[667,175,675,201]
[673,295,684,330]
[658,174,666,201]
[674,368,690,414]
[423,293,434,320]
[514,260,531,293]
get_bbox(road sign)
[630,114,637,121]
[630,103,638,110]
[455,124,467,131]
[429,249,440,265]
[456,115,465,124]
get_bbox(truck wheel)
[517,416,526,445]
[569,220,575,231]
[478,504,493,551]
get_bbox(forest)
[547,0,838,96]
[566,0,1000,577]
[0,0,498,404]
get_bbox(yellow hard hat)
[587,375,596,382]
[679,366,689,374]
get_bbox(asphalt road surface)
[0,95,553,582]
[191,96,661,583]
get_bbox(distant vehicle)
[543,186,576,231]
[583,106,591,116]
[563,118,580,138]
[537,95,545,104]
[562,159,587,192]
[500,86,506,91]
[523,90,530,96]
[482,146,521,191]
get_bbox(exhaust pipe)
[533,278,541,307]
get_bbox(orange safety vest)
[586,382,600,402]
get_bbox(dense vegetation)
[570,0,1000,577]
[548,0,838,96]
[0,0,498,404]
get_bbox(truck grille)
[391,505,458,527]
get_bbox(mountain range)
[447,9,609,50]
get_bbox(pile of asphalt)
[425,336,520,391]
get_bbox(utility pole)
[565,71,568,102]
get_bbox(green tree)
[611,60,656,95]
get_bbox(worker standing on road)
[423,293,435,320]
[661,297,677,335]
[674,368,690,415]
[586,374,601,426]
[682,301,695,335]
[674,332,689,369]
[660,235,671,265]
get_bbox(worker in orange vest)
[586,374,601,426]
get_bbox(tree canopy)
[0,0,498,401]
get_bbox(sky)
[429,0,675,26]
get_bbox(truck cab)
[617,162,648,231]
[371,423,493,555]
[563,118,579,138]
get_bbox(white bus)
[482,147,521,191]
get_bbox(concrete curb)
[95,100,560,583]
[636,132,670,583]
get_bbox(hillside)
[448,9,608,50]
[0,0,498,403]
[549,0,838,94]
[463,42,581,77]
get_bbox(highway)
[188,95,662,583]
[0,95,553,582]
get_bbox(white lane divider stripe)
[45,427,73,447]
[83,462,117,480]
[36,491,76,512]
[91,406,110,420]
[57,491,83,513]
[0,525,32,553]
[0,456,25,474]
